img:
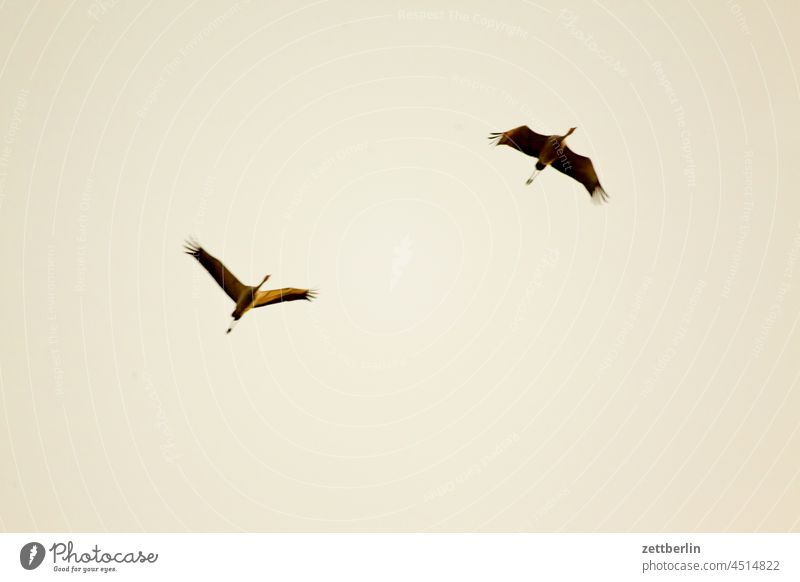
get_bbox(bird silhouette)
[184,238,315,333]
[489,126,608,203]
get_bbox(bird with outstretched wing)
[184,238,315,333]
[490,125,608,203]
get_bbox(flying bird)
[184,239,315,333]
[489,126,608,203]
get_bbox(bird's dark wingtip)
[306,289,319,301]
[183,237,201,255]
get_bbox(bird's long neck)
[548,128,575,155]
[247,275,269,303]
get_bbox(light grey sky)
[1,0,799,531]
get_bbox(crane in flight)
[489,126,609,203]
[184,238,316,333]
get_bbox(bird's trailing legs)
[525,168,540,186]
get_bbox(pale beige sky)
[1,0,799,532]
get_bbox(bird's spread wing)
[184,239,246,302]
[253,288,316,308]
[550,146,609,203]
[488,126,547,158]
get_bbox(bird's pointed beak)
[227,318,237,334]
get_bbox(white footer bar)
[1,534,798,581]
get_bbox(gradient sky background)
[1,0,799,531]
